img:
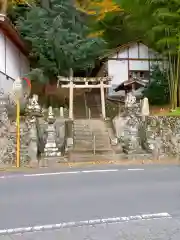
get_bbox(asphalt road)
[0,165,180,239]
[4,217,180,240]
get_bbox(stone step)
[73,125,107,129]
[74,139,93,142]
[73,122,88,124]
[73,127,90,130]
[93,133,109,137]
[73,112,86,115]
[74,147,112,152]
[73,126,91,129]
[74,122,87,124]
[74,139,110,145]
[74,147,112,151]
[73,132,92,135]
[74,142,111,150]
[72,146,113,151]
[73,123,89,126]
[72,118,113,159]
[73,126,90,129]
[73,128,91,132]
[73,115,87,118]
[73,128,91,131]
[68,152,114,162]
[73,142,93,147]
[74,140,93,144]
[73,133,92,136]
[73,114,87,117]
[74,135,109,139]
[73,138,93,141]
[74,136,110,141]
[73,127,92,133]
[88,108,100,112]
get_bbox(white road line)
[24,169,119,177]
[128,168,144,171]
[0,212,171,235]
[81,169,119,173]
[0,169,120,179]
[24,171,81,177]
[0,168,148,180]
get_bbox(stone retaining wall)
[113,113,180,159]
[142,116,180,158]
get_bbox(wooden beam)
[100,81,106,119]
[148,49,151,83]
[108,58,164,61]
[69,70,73,119]
[58,76,111,83]
[137,42,140,58]
[127,47,130,81]
[61,84,111,89]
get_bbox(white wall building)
[97,41,166,98]
[0,14,30,96]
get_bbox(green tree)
[143,65,169,105]
[17,0,106,83]
[94,11,142,49]
[8,3,30,24]
[76,0,120,20]
[114,0,180,109]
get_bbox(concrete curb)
[0,167,32,172]
[0,159,179,173]
[65,160,180,167]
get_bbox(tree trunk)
[40,0,50,9]
[0,0,8,15]
[178,85,180,107]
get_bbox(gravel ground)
[1,217,180,240]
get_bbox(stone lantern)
[26,94,42,117]
[43,106,61,165]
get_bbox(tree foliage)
[113,0,180,108]
[115,0,180,52]
[17,0,106,83]
[143,65,169,105]
[76,0,124,42]
[80,0,142,49]
[7,0,37,25]
[76,0,120,20]
[93,11,142,48]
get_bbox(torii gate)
[57,73,111,119]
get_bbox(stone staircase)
[69,119,115,162]
[85,92,101,118]
[73,95,86,119]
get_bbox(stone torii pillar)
[100,80,106,119]
[69,69,74,119]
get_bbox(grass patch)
[150,105,180,116]
[166,107,180,116]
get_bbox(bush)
[143,65,169,105]
[105,100,121,119]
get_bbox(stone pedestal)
[20,122,30,165]
[60,107,64,117]
[123,124,143,154]
[26,95,42,167]
[44,124,61,157]
[43,107,61,166]
[115,93,144,155]
[28,123,38,166]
